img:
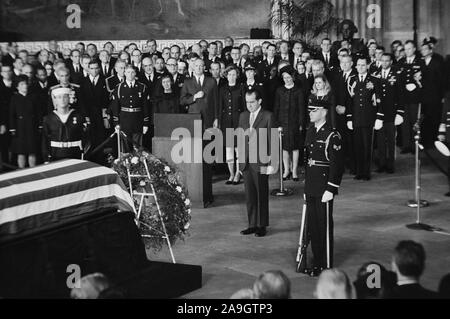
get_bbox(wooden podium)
[152,113,213,208]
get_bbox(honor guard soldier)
[110,65,150,149]
[42,87,88,162]
[296,99,344,277]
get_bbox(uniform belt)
[51,141,82,149]
[121,107,142,112]
[308,159,330,167]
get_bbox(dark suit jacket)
[79,76,109,126]
[317,51,339,70]
[422,54,446,107]
[238,109,273,172]
[390,283,439,299]
[68,63,84,84]
[100,61,115,78]
[180,75,218,128]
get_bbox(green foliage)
[112,151,191,252]
[270,0,339,46]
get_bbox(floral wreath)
[112,150,191,251]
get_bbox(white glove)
[103,118,110,129]
[213,119,218,129]
[143,126,149,135]
[0,125,6,135]
[394,114,404,126]
[374,119,383,131]
[347,121,353,131]
[336,105,346,115]
[321,191,334,203]
[193,91,204,101]
[261,166,276,175]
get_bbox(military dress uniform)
[377,68,403,173]
[41,109,87,161]
[347,74,383,180]
[302,107,344,274]
[398,57,424,152]
[110,80,150,148]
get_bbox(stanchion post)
[271,127,293,197]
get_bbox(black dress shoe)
[282,173,291,181]
[445,192,450,197]
[376,167,385,173]
[240,228,257,235]
[353,175,362,180]
[362,176,371,181]
[226,179,234,185]
[292,175,300,182]
[400,149,412,154]
[255,227,267,237]
[386,168,395,174]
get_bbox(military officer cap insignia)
[244,62,256,71]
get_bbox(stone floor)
[147,150,450,299]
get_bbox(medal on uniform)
[73,117,77,124]
[138,92,142,98]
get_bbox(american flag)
[0,160,135,238]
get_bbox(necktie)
[250,112,256,128]
[197,76,201,87]
[104,65,108,75]
[343,73,347,82]
[360,75,364,82]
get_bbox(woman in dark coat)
[218,65,245,185]
[9,75,41,168]
[273,66,305,181]
[153,74,179,114]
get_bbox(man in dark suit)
[347,57,383,181]
[317,38,339,71]
[1,42,18,67]
[420,40,446,149]
[180,59,219,129]
[180,58,218,207]
[237,90,275,237]
[278,40,292,64]
[80,60,110,162]
[0,64,14,166]
[390,240,439,299]
[203,42,220,71]
[99,50,115,78]
[67,49,83,85]
[330,54,357,174]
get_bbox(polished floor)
[148,150,450,299]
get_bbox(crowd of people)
[69,240,449,299]
[230,240,450,299]
[0,33,449,192]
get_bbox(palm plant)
[270,0,340,46]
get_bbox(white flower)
[139,180,146,187]
[164,166,171,173]
[114,159,120,164]
[184,222,190,230]
[184,199,190,206]
[176,186,182,193]
[131,156,139,165]
[187,209,191,215]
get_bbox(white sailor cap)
[51,87,71,97]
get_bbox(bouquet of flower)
[112,150,191,251]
